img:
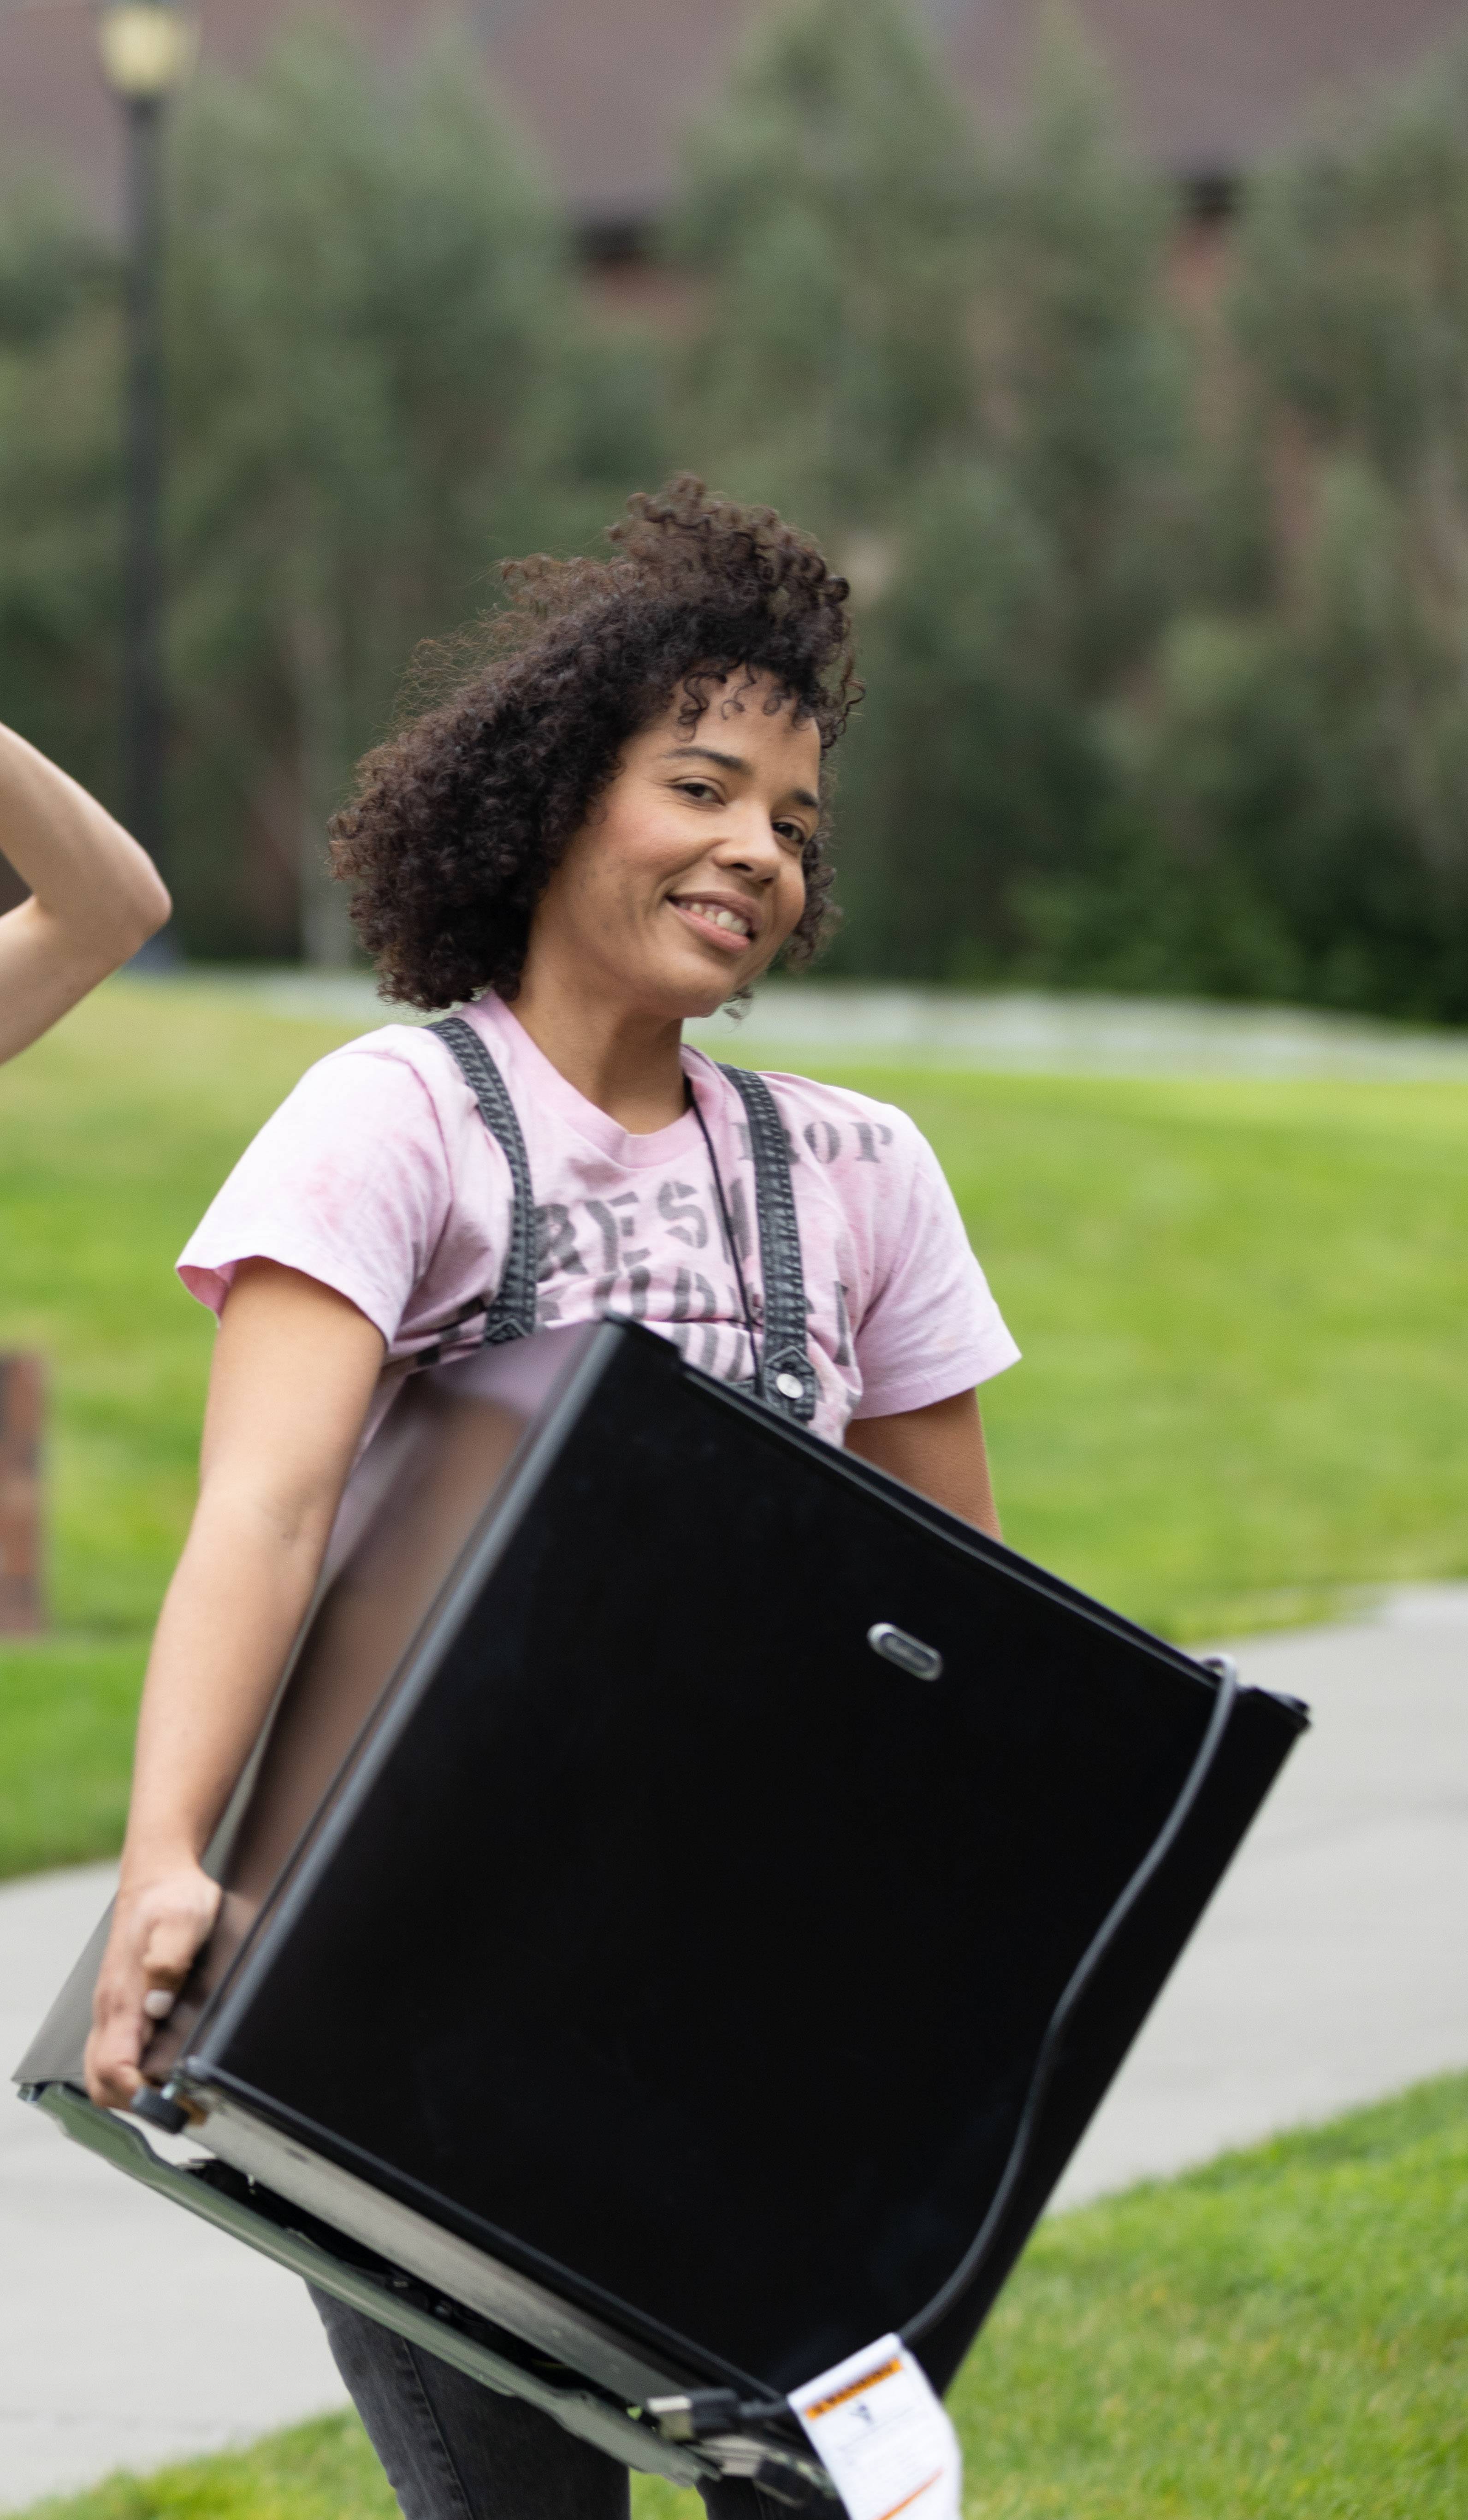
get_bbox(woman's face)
[525,673,821,1021]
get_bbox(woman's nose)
[713,808,781,874]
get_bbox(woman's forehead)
[646,673,820,761]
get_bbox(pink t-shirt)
[178,994,1018,1447]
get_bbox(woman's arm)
[0,723,171,1064]
[85,1259,385,2108]
[844,1388,1001,1539]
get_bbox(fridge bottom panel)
[189,2087,687,2406]
[17,2082,717,2488]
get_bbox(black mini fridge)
[17,1319,1307,2503]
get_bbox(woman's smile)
[666,889,762,952]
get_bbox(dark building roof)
[1,0,1465,229]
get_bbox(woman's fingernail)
[142,1990,175,2020]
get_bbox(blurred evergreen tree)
[1228,41,1468,1014]
[974,9,1193,689]
[166,21,660,963]
[834,13,1199,980]
[831,461,1109,977]
[0,186,120,856]
[0,24,667,962]
[669,0,981,540]
[1060,35,1468,1022]
[5,1,1468,1013]
[849,16,1468,1015]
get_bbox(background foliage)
[6,981,1468,1878]
[3,0,1468,1012]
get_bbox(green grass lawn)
[891,1064,1468,1639]
[17,2074,1466,2520]
[3,980,1468,1874]
[0,981,370,1878]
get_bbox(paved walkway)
[1054,1586,1468,2201]
[0,1868,343,2509]
[130,970,1468,1081]
[3,1590,1466,2509]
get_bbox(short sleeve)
[849,1119,1019,1419]
[177,1044,454,1345]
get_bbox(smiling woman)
[510,696,820,1129]
[84,476,1019,2520]
[331,475,856,1013]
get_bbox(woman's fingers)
[83,1867,221,2109]
[84,1977,147,2106]
[141,1886,219,1998]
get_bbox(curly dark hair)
[330,476,860,1009]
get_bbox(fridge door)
[164,1321,1303,2396]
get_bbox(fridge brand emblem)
[867,1623,943,1682]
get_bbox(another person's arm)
[0,723,171,1064]
[85,1260,384,2108]
[845,1388,1001,1538]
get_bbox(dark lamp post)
[96,2,198,932]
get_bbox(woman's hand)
[85,1862,222,2108]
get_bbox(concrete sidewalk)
[0,1868,343,2509]
[1054,1585,1468,2201]
[4,1589,1466,2509]
[127,970,1468,1082]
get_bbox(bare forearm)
[0,723,170,1059]
[125,1267,383,1881]
[87,1264,384,2105]
[121,1490,334,1882]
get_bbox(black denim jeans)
[311,2288,781,2520]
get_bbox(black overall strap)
[717,1063,818,1426]
[428,1017,539,1344]
[426,1021,816,1420]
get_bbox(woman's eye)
[675,780,719,803]
[775,821,808,848]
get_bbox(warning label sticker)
[788,2335,960,2520]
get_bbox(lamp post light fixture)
[96,2,198,926]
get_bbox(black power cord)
[905,1655,1239,2345]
